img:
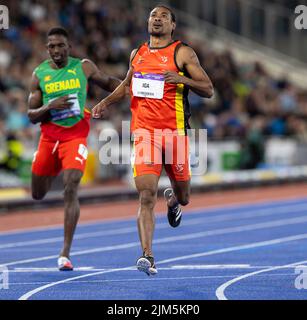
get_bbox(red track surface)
[1,183,307,233]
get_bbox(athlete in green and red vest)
[28,27,121,271]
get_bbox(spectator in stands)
[0,133,24,173]
[239,116,265,169]
[0,0,306,177]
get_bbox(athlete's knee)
[64,181,79,199]
[63,173,82,199]
[139,189,157,209]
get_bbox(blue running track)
[1,197,307,300]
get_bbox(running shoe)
[58,256,73,271]
[136,254,158,276]
[164,188,182,228]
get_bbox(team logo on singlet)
[136,57,144,64]
[175,164,184,173]
[67,68,77,76]
[161,56,168,63]
[44,75,51,82]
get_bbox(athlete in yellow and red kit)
[130,40,191,182]
[93,5,213,275]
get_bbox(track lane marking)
[3,214,307,267]
[1,196,307,236]
[215,260,307,300]
[2,202,307,249]
[18,232,307,300]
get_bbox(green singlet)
[34,57,87,127]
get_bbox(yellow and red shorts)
[32,137,88,177]
[131,132,191,181]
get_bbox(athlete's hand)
[164,71,185,84]
[92,101,108,119]
[47,95,75,111]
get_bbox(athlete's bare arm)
[28,72,74,124]
[82,59,121,92]
[164,46,214,98]
[92,49,137,119]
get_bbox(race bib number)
[132,73,164,99]
[50,93,81,121]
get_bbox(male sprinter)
[28,27,120,271]
[93,6,213,275]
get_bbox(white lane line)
[5,276,242,287]
[11,267,96,272]
[0,227,136,250]
[18,267,134,300]
[13,265,248,272]
[155,233,307,265]
[18,232,307,300]
[4,214,307,268]
[0,216,134,237]
[170,264,251,269]
[7,273,298,287]
[1,196,306,237]
[166,265,300,270]
[8,264,299,273]
[3,242,139,267]
[215,260,307,300]
[2,202,307,249]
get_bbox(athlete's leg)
[133,133,162,275]
[31,139,60,200]
[60,169,83,258]
[168,179,190,207]
[135,174,160,257]
[164,135,190,227]
[57,138,87,263]
[31,174,54,200]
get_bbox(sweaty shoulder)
[81,58,93,65]
[176,45,198,70]
[81,58,93,69]
[80,58,96,78]
[176,44,195,61]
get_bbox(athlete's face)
[46,35,70,66]
[148,7,175,37]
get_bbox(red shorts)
[131,132,191,181]
[32,137,88,176]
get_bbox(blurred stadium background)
[1,0,307,210]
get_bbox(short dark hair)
[47,27,69,39]
[153,4,176,23]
